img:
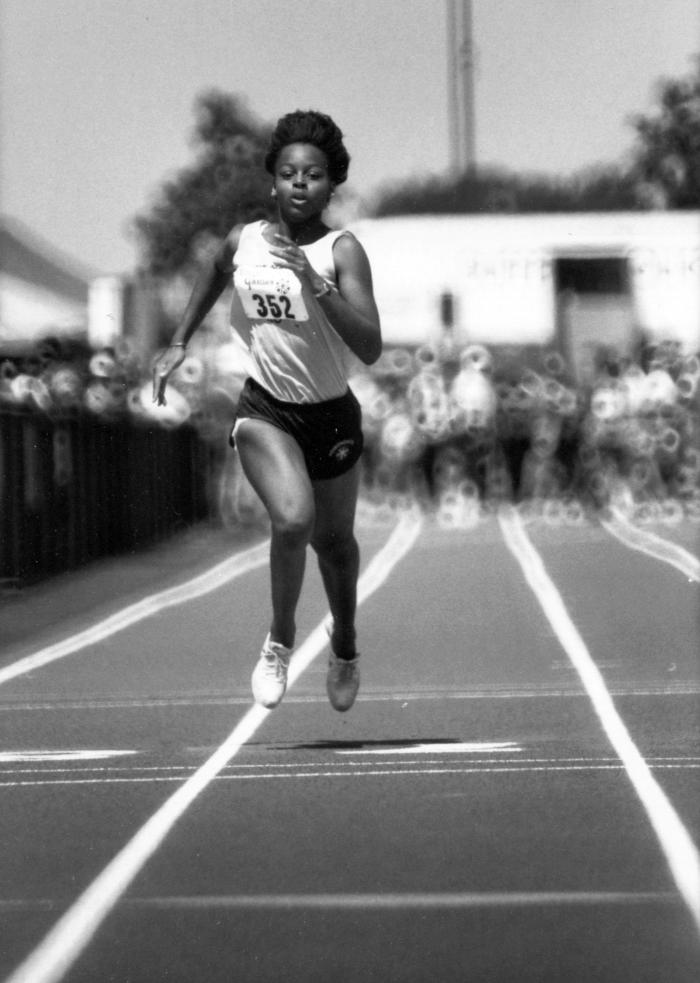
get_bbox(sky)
[1,0,698,276]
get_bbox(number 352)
[251,292,295,320]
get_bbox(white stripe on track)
[3,510,422,983]
[122,889,680,909]
[0,891,678,912]
[0,541,270,688]
[2,680,698,712]
[601,506,700,582]
[3,761,700,789]
[3,754,699,775]
[498,506,700,936]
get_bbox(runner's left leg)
[311,462,361,658]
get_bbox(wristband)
[313,281,333,299]
[169,342,187,349]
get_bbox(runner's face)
[273,143,333,224]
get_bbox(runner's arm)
[152,226,241,404]
[317,233,382,366]
[169,226,241,347]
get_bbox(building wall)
[0,218,90,349]
[0,272,87,345]
[349,212,700,354]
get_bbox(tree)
[373,58,700,218]
[630,55,700,208]
[372,163,641,217]
[132,90,273,276]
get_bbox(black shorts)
[230,378,364,480]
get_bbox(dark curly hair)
[264,110,350,186]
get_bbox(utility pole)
[446,0,476,175]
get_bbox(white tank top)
[230,220,354,403]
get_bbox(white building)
[350,212,700,380]
[0,217,92,349]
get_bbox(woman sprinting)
[153,109,382,711]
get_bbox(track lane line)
[0,541,271,688]
[112,889,685,909]
[3,510,422,983]
[0,890,681,912]
[3,762,700,789]
[498,506,700,936]
[2,679,698,712]
[601,506,700,582]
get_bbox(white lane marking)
[4,510,422,983]
[2,680,698,712]
[602,507,700,582]
[0,540,270,688]
[2,761,699,789]
[122,890,681,909]
[336,741,521,755]
[4,754,699,775]
[499,506,700,936]
[0,750,137,763]
[0,890,679,912]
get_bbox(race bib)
[234,266,309,322]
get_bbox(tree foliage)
[629,55,700,208]
[371,163,641,217]
[132,90,273,275]
[373,56,700,217]
[132,61,699,276]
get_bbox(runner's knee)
[312,528,358,564]
[272,507,315,549]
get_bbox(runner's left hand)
[269,235,323,292]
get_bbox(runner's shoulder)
[332,229,372,272]
[215,224,246,273]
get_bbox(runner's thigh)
[234,419,314,527]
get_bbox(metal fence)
[0,408,215,587]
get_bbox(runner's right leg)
[233,419,314,650]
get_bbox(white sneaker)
[251,634,292,709]
[326,652,360,712]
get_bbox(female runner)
[153,109,382,711]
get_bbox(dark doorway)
[554,256,637,383]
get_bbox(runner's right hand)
[152,346,186,405]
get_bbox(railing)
[0,408,215,587]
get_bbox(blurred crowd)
[350,338,700,527]
[2,334,699,528]
[0,335,240,440]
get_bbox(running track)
[0,505,698,982]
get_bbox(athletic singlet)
[230,220,354,403]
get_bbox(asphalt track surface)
[0,503,699,983]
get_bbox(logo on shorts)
[329,439,355,462]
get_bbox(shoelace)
[262,650,289,679]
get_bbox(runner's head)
[264,110,350,187]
